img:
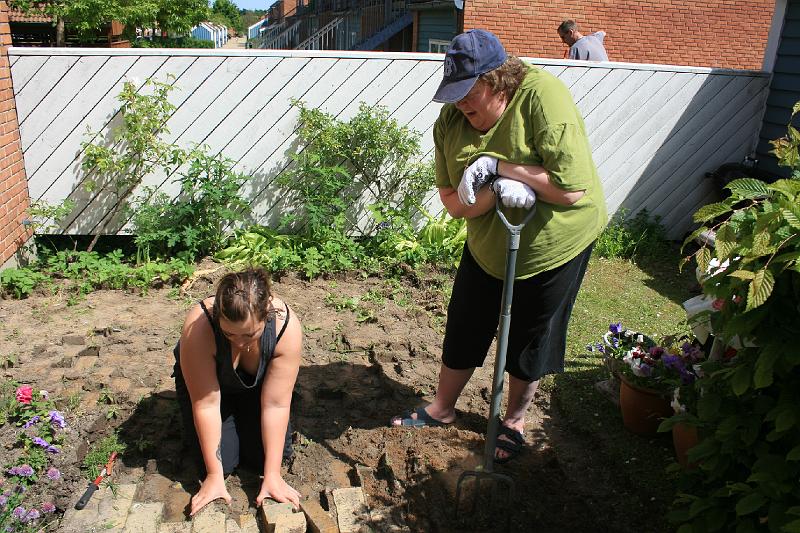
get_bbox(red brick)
[465,0,773,69]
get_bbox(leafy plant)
[667,104,800,532]
[0,268,49,298]
[81,76,186,252]
[130,148,251,262]
[82,434,126,480]
[1,250,194,301]
[594,208,667,261]
[0,386,65,532]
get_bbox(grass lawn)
[544,244,697,528]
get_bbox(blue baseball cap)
[432,29,507,104]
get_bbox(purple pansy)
[662,354,683,371]
[48,410,66,429]
[7,465,34,477]
[32,437,59,454]
[609,322,623,334]
[22,415,40,429]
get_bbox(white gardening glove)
[458,156,498,205]
[491,177,536,209]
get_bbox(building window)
[429,39,450,53]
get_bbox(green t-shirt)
[433,65,608,279]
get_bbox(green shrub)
[593,208,667,260]
[130,148,251,262]
[220,101,442,278]
[1,267,50,298]
[1,250,194,301]
[666,104,800,533]
[132,36,214,48]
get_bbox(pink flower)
[712,298,725,311]
[15,386,33,404]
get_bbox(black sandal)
[494,424,526,464]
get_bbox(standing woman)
[391,30,607,464]
[173,268,302,514]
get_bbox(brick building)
[0,1,32,268]
[464,0,776,70]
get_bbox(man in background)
[558,20,609,61]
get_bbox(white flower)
[39,390,49,399]
[671,388,686,414]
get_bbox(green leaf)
[787,445,800,461]
[726,178,770,198]
[715,224,738,260]
[694,202,734,223]
[697,247,712,273]
[683,225,711,251]
[728,270,756,280]
[746,268,775,311]
[776,410,797,432]
[769,178,800,198]
[736,492,767,516]
[731,365,752,396]
[783,519,800,532]
[751,227,773,256]
[782,209,800,230]
[754,345,781,389]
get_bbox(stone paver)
[158,522,192,533]
[274,511,307,533]
[59,483,137,533]
[261,500,295,530]
[301,498,338,533]
[191,506,227,533]
[123,502,163,533]
[332,487,368,533]
[226,514,259,532]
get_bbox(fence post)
[0,1,34,269]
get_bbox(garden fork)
[454,197,535,527]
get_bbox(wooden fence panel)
[9,49,772,239]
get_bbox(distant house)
[8,6,128,47]
[191,22,229,48]
[409,0,459,53]
[247,18,269,40]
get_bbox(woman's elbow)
[561,190,585,206]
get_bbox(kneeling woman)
[173,268,301,515]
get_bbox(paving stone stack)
[58,473,398,532]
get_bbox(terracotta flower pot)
[618,375,672,435]
[672,422,700,468]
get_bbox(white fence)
[9,47,772,239]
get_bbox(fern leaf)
[746,268,775,311]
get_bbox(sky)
[231,0,270,10]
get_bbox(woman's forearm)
[439,186,495,219]
[497,161,585,205]
[262,405,291,477]
[193,405,224,477]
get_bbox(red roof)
[8,7,52,24]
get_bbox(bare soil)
[0,260,671,532]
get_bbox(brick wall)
[464,0,775,70]
[0,1,32,267]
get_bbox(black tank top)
[188,300,290,394]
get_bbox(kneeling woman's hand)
[190,472,232,516]
[256,471,301,509]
